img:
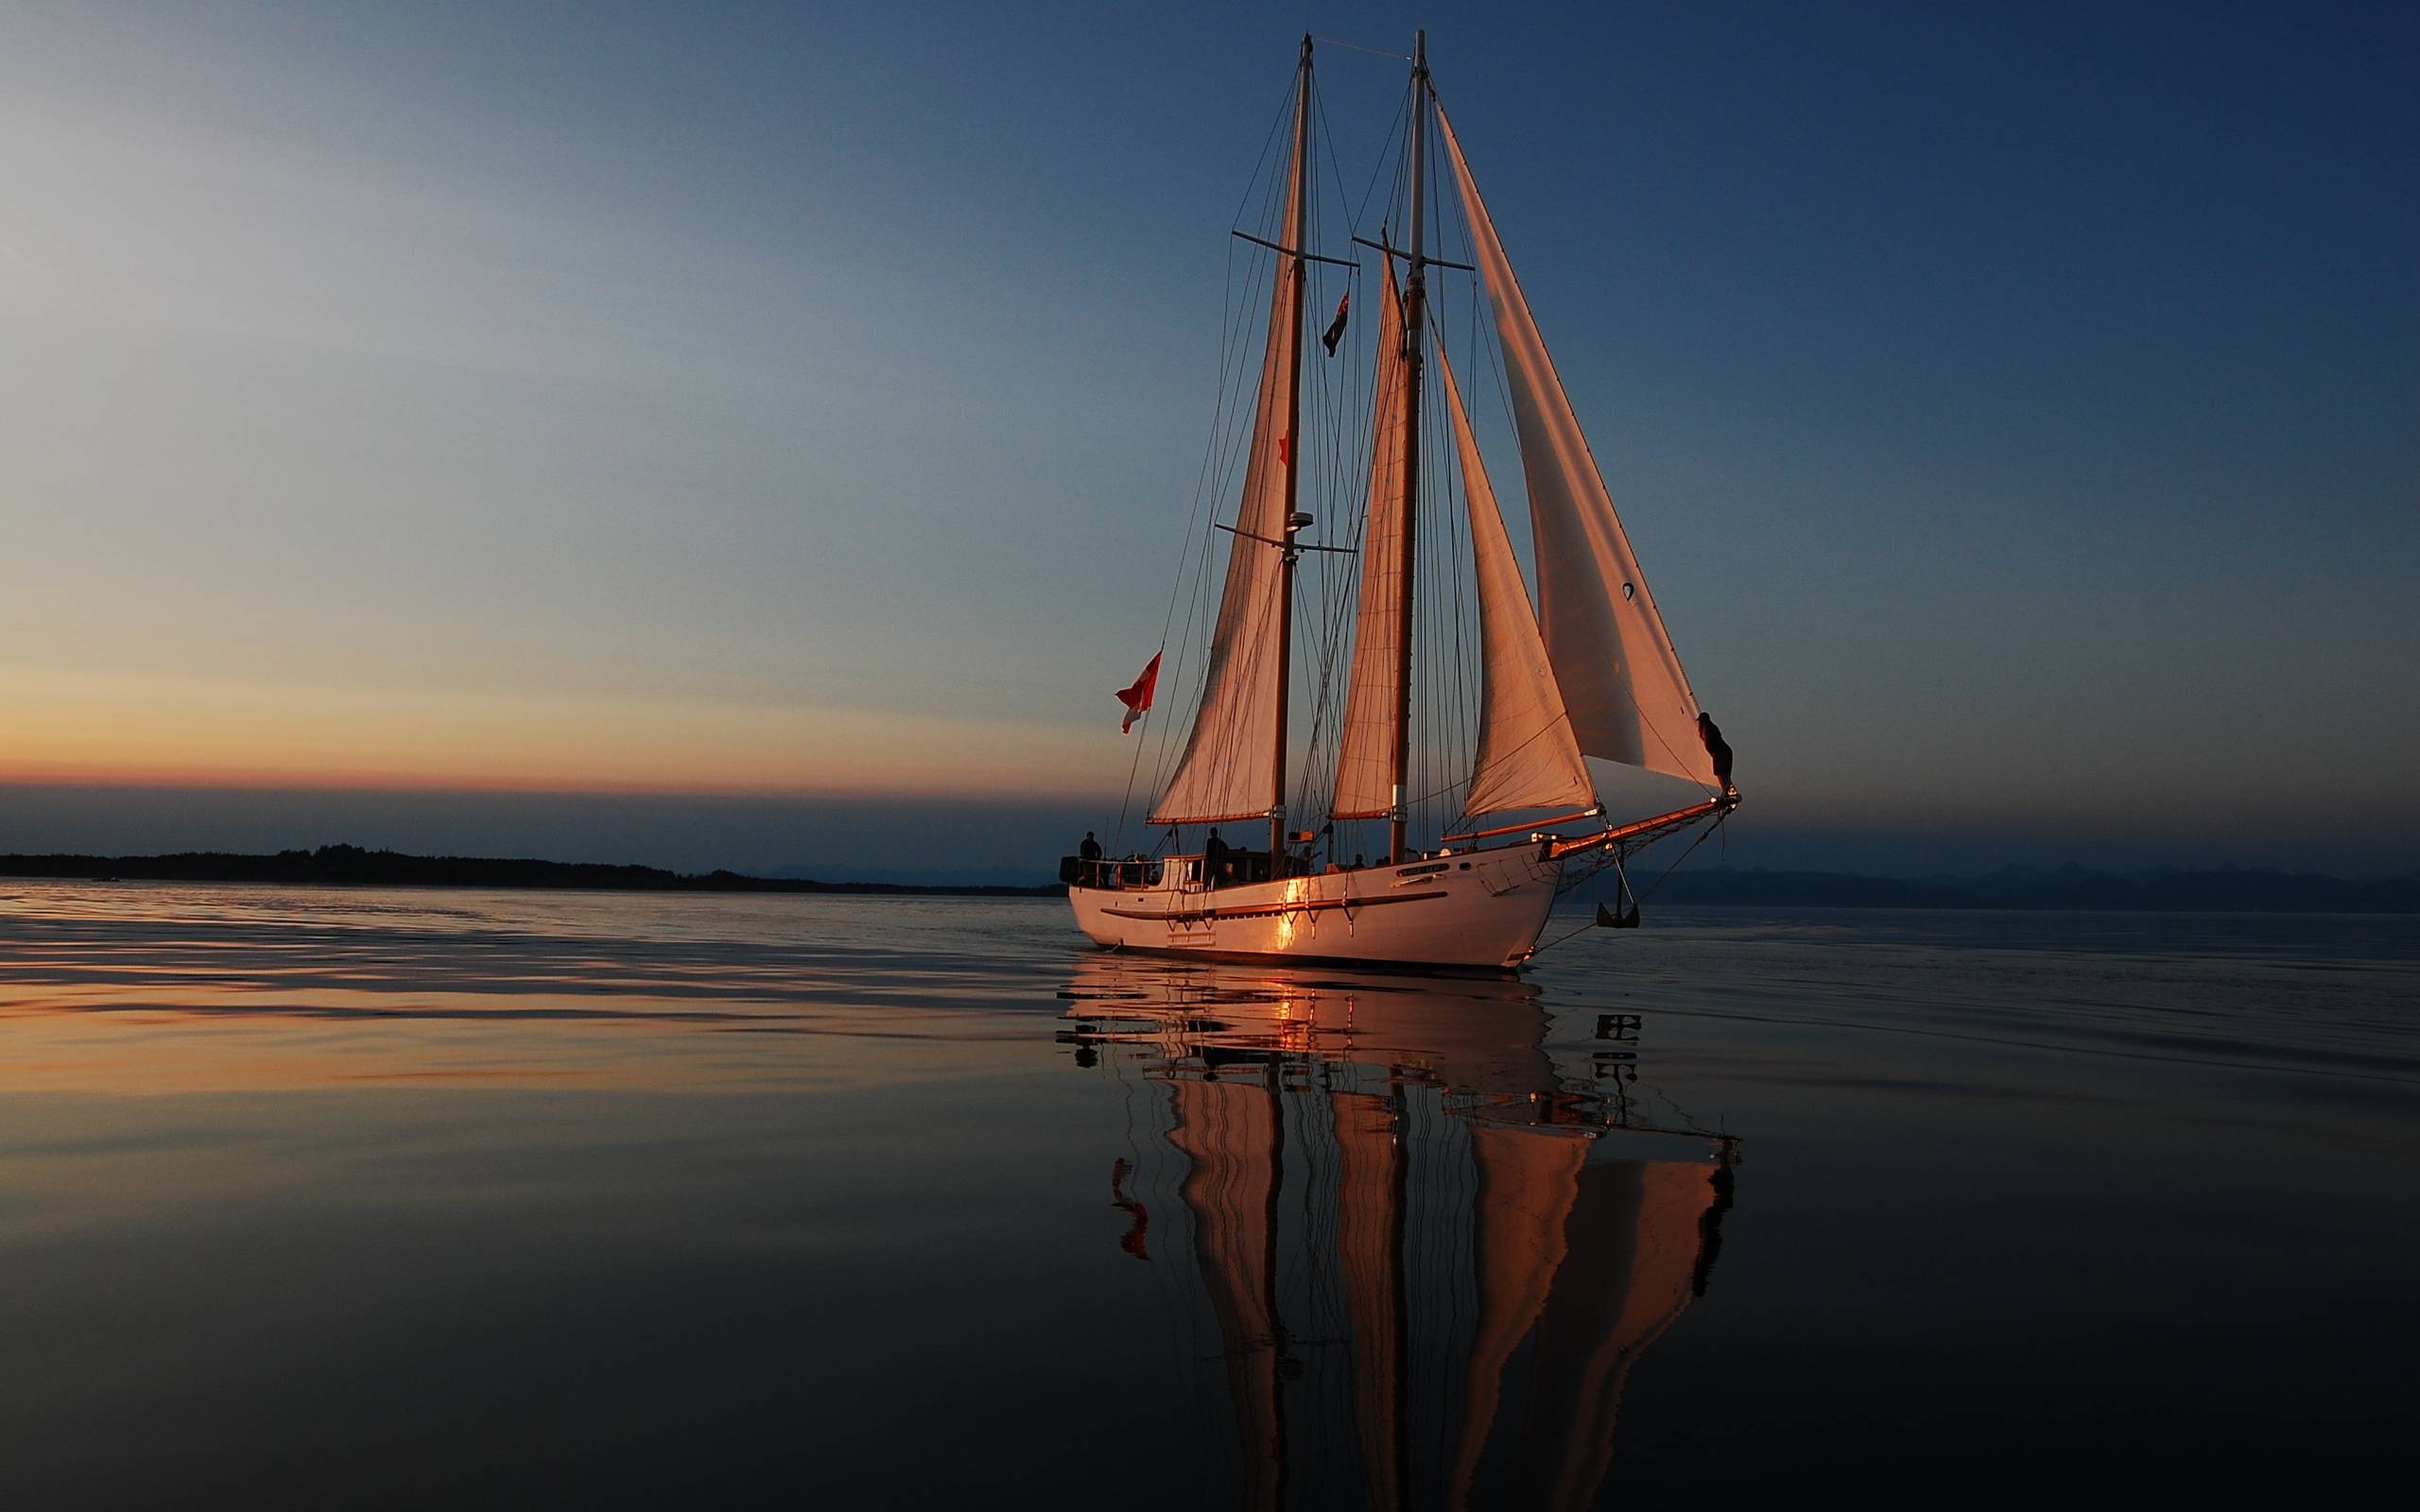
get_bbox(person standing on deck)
[1697,713,1736,794]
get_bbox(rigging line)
[1633,806,1731,902]
[1226,64,1302,237]
[1307,73,1364,257]
[1525,906,1607,961]
[1309,33,1411,61]
[1111,681,1166,849]
[1346,89,1413,246]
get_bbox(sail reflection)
[1058,956,1739,1510]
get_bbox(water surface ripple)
[2,883,2412,1503]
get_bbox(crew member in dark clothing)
[1203,828,1226,888]
[1697,712,1736,793]
[1079,831,1102,862]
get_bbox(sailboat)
[1067,35,1737,972]
[1059,954,1740,1507]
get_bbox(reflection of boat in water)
[1059,955,1739,1509]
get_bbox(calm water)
[2,883,2413,1504]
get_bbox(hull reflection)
[1058,955,1740,1510]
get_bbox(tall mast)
[1269,34,1313,864]
[1388,32,1428,866]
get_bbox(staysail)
[1439,342,1596,815]
[1151,115,1305,826]
[1437,107,1718,789]
[1329,262,1411,821]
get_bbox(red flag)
[1321,290,1351,355]
[1115,652,1161,733]
[1277,435,1289,466]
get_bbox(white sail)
[1067,42,1740,975]
[1439,341,1596,816]
[1329,263,1410,821]
[1437,108,1718,789]
[1151,133,1304,827]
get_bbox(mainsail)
[1151,113,1305,827]
[1437,107,1718,789]
[1329,263,1411,821]
[1441,342,1597,816]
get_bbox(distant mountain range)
[2,848,2411,912]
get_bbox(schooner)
[1067,36,1737,972]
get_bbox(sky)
[2,0,2414,878]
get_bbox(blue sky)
[1,1,2412,875]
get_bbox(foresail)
[1440,342,1595,816]
[1151,139,1303,827]
[1329,263,1410,821]
[1437,108,1718,789]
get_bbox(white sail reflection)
[1058,956,1741,1507]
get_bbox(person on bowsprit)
[1697,712,1736,794]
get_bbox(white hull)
[1068,846,1564,972]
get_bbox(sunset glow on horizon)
[0,664,1123,800]
[3,2,2412,875]
[5,11,2411,1502]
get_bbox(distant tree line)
[3,848,2411,911]
[0,844,1061,897]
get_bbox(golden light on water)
[0,886,1024,1097]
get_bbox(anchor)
[1595,860,1641,929]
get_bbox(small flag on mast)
[1321,291,1351,355]
[1115,652,1161,733]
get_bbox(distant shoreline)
[1591,863,2418,914]
[0,845,1063,898]
[2,847,2412,913]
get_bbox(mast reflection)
[1058,955,1740,1511]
